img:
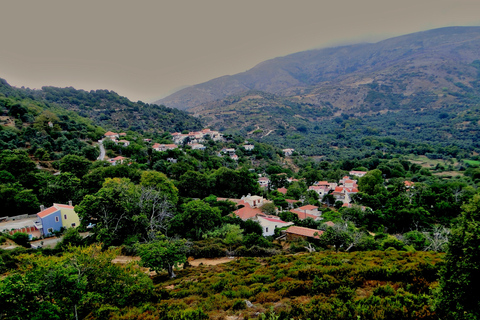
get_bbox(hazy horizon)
[1,0,480,103]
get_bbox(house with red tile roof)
[108,156,127,165]
[404,181,415,189]
[257,216,293,237]
[234,205,263,220]
[36,202,80,237]
[332,186,359,204]
[284,226,323,240]
[104,131,119,139]
[349,170,367,178]
[289,209,321,221]
[152,143,178,152]
[297,205,321,216]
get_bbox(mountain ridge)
[156,26,480,111]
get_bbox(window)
[55,216,59,222]
[71,223,76,227]
[266,227,269,233]
[47,228,53,233]
[64,214,67,220]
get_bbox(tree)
[0,245,153,320]
[174,200,222,240]
[135,236,187,278]
[59,154,91,178]
[140,170,179,205]
[358,169,385,196]
[260,202,277,215]
[435,193,480,319]
[319,220,356,252]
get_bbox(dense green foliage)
[436,194,480,319]
[0,79,201,134]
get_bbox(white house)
[256,216,293,237]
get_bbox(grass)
[463,159,480,167]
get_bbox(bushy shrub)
[11,232,30,248]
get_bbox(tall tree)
[435,193,480,319]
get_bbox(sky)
[1,0,480,103]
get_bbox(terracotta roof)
[298,205,318,211]
[285,199,300,203]
[104,131,117,136]
[404,181,415,187]
[53,203,74,209]
[324,221,335,227]
[289,209,320,220]
[261,217,289,224]
[285,226,323,239]
[277,187,288,194]
[334,187,344,193]
[234,206,262,220]
[258,177,269,181]
[37,206,60,218]
[111,156,126,161]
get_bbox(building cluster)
[171,128,224,145]
[103,131,130,146]
[218,193,335,241]
[308,174,361,205]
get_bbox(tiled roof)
[104,131,117,136]
[298,205,318,211]
[234,206,262,220]
[285,226,323,239]
[261,217,289,224]
[324,221,335,227]
[289,209,320,220]
[277,187,287,194]
[286,199,300,203]
[53,203,74,209]
[37,206,60,218]
[404,181,415,187]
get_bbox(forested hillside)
[157,27,480,155]
[0,79,202,134]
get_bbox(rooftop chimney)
[40,205,45,212]
[68,200,72,206]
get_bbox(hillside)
[156,27,480,155]
[157,26,480,111]
[0,79,202,135]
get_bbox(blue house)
[36,205,63,237]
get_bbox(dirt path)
[188,257,236,266]
[262,129,274,138]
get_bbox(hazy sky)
[1,0,480,103]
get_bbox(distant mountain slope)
[157,26,480,155]
[156,26,480,111]
[0,80,202,134]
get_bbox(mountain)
[156,26,480,111]
[156,27,480,155]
